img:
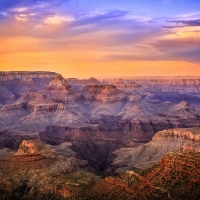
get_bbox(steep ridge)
[108,127,200,175]
[43,74,80,103]
[84,152,200,200]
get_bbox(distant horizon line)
[0,70,199,79]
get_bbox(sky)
[0,0,200,78]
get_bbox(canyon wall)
[0,71,57,82]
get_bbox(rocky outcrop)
[17,91,54,107]
[110,78,127,88]
[15,140,57,157]
[86,152,200,200]
[0,130,39,150]
[1,101,27,111]
[153,127,200,142]
[127,81,143,88]
[0,140,85,199]
[33,103,65,114]
[82,84,127,103]
[97,85,126,103]
[43,75,80,103]
[108,127,200,175]
[82,85,105,101]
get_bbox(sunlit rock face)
[108,127,200,175]
[82,84,126,103]
[0,140,86,199]
[43,74,81,103]
[86,152,200,200]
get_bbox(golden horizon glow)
[0,1,200,78]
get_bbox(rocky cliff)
[108,127,200,175]
[1,101,27,111]
[85,152,200,200]
[132,77,200,92]
[0,71,57,82]
[43,74,80,103]
[82,84,126,103]
[0,140,91,200]
[0,71,58,105]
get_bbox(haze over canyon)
[0,71,200,199]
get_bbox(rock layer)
[108,127,200,175]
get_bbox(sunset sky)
[0,0,200,78]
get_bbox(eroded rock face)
[0,140,88,199]
[0,131,39,150]
[0,71,58,104]
[108,127,200,175]
[33,103,65,114]
[97,85,127,103]
[86,152,200,200]
[153,127,200,142]
[15,140,57,157]
[0,71,57,82]
[110,78,127,88]
[82,84,126,103]
[131,77,200,92]
[43,74,80,103]
[1,102,27,111]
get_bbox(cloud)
[105,37,200,62]
[69,10,128,27]
[169,19,200,27]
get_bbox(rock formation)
[82,84,126,103]
[0,71,57,82]
[1,139,199,199]
[108,127,200,175]
[0,71,58,104]
[110,78,127,88]
[85,152,200,200]
[0,140,93,200]
[43,74,80,103]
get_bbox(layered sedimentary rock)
[82,84,126,103]
[17,91,54,107]
[0,140,92,200]
[131,77,200,92]
[0,130,40,149]
[0,71,57,82]
[66,77,102,91]
[108,127,200,175]
[1,72,200,175]
[0,142,200,199]
[85,152,200,200]
[43,74,80,103]
[126,81,143,88]
[1,101,27,111]
[0,71,57,104]
[33,103,65,114]
[110,78,127,88]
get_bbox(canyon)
[0,71,200,199]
